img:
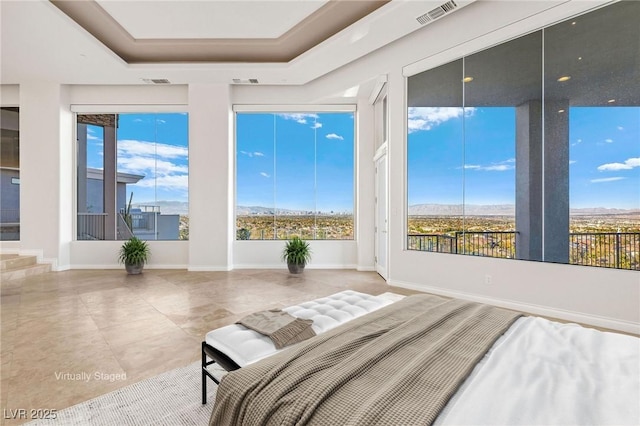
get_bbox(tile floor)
[0,268,419,425]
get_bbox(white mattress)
[435,316,640,426]
[205,290,394,367]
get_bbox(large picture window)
[76,112,189,241]
[236,110,355,240]
[407,1,640,270]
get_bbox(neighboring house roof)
[86,167,144,184]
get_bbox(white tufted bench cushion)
[205,290,394,367]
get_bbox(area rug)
[27,362,224,425]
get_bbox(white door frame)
[374,143,388,279]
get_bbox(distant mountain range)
[142,202,638,217]
[408,203,640,216]
[237,205,351,215]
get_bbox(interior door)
[375,152,388,279]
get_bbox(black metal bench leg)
[202,341,207,404]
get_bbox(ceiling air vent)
[232,78,260,84]
[142,78,171,84]
[416,0,458,25]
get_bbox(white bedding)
[204,290,394,367]
[436,316,640,426]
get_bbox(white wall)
[234,240,357,269]
[280,0,637,332]
[3,0,638,332]
[18,82,72,269]
[188,84,233,271]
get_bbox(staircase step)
[1,262,51,281]
[0,254,37,271]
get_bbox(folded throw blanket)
[237,309,316,349]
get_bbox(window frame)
[71,105,189,242]
[233,105,357,241]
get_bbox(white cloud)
[617,126,624,131]
[118,140,188,159]
[591,177,626,183]
[156,119,166,124]
[569,160,577,165]
[260,172,270,178]
[571,138,582,147]
[116,139,188,192]
[135,174,188,190]
[326,133,344,140]
[86,127,102,141]
[133,118,143,123]
[407,107,475,133]
[604,138,614,143]
[483,164,513,172]
[278,113,318,125]
[597,157,640,171]
[311,122,323,129]
[118,156,187,176]
[240,151,265,158]
[463,159,514,172]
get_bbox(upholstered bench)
[201,290,396,403]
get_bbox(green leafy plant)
[236,228,251,240]
[118,236,150,266]
[282,236,311,265]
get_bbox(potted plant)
[118,236,150,275]
[282,236,311,274]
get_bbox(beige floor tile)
[109,328,199,381]
[0,352,12,382]
[0,267,396,420]
[12,329,111,365]
[99,316,183,348]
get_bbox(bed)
[201,290,396,403]
[208,293,640,425]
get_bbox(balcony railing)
[570,233,639,270]
[77,213,107,240]
[0,209,20,224]
[408,232,517,259]
[408,231,639,270]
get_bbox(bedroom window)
[407,1,640,270]
[76,112,189,241]
[235,109,355,240]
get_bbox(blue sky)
[83,106,638,212]
[408,106,639,210]
[86,113,189,205]
[236,112,354,213]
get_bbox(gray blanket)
[237,309,315,349]
[211,294,522,426]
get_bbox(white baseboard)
[233,263,358,270]
[69,264,187,270]
[188,265,233,272]
[389,279,640,335]
[356,265,376,272]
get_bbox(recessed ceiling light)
[462,76,473,83]
[607,99,616,103]
[578,57,582,61]
[557,76,571,82]
[558,109,565,113]
[571,21,576,26]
